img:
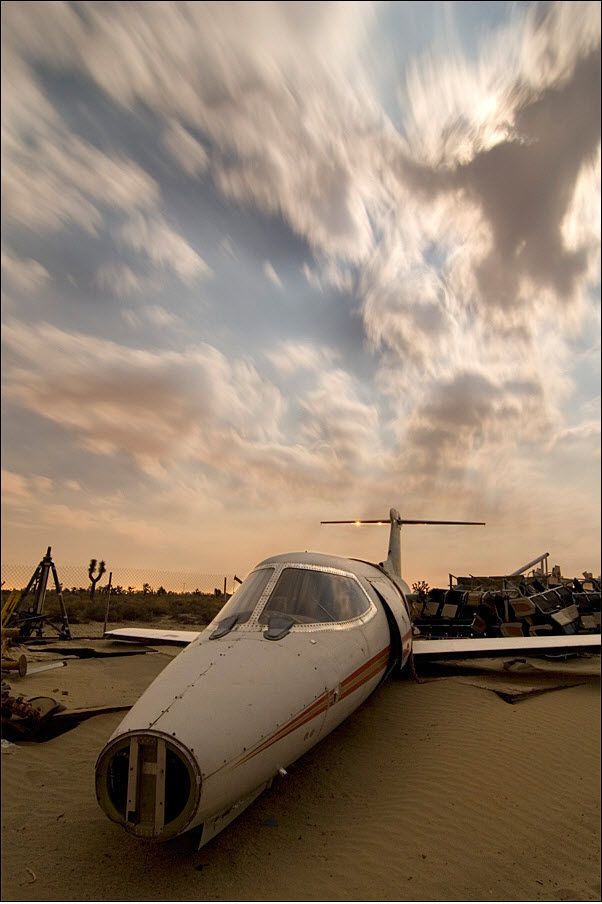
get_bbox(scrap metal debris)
[25,646,148,659]
[1,679,133,741]
[1,680,66,738]
[457,674,587,703]
[418,653,599,703]
[412,557,601,641]
[26,661,67,675]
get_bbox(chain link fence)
[1,561,238,595]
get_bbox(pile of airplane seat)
[412,574,601,640]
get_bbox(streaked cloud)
[1,246,50,292]
[263,260,283,289]
[95,263,159,298]
[1,2,599,580]
[161,119,209,177]
[266,340,338,377]
[117,214,211,284]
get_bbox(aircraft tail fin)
[321,510,486,581]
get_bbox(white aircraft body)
[95,510,599,846]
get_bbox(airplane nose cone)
[95,730,202,841]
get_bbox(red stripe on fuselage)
[236,645,390,767]
[340,646,389,689]
[339,649,389,700]
[237,691,331,765]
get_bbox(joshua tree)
[410,580,430,620]
[88,558,106,600]
[411,580,430,600]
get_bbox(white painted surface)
[413,634,601,656]
[108,620,389,828]
[97,554,396,841]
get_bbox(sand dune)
[1,642,600,901]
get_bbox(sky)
[1,0,600,588]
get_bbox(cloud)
[118,303,183,329]
[95,263,159,297]
[161,119,209,176]
[447,49,600,313]
[1,469,36,509]
[2,76,159,232]
[263,260,282,289]
[0,465,175,550]
[354,2,600,490]
[5,1,597,327]
[550,420,601,453]
[117,214,211,284]
[143,304,181,328]
[359,223,456,371]
[302,259,355,295]
[2,320,283,465]
[2,0,381,259]
[398,368,550,492]
[0,1,599,567]
[300,369,382,474]
[1,246,50,292]
[2,320,389,503]
[393,2,601,318]
[266,340,338,377]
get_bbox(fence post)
[103,572,113,636]
[223,576,227,602]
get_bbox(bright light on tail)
[321,508,485,581]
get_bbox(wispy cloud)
[1,1,599,577]
[161,119,209,177]
[1,246,50,292]
[95,263,159,297]
[266,340,338,376]
[263,260,283,289]
[117,214,211,284]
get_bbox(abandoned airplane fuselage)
[95,551,413,846]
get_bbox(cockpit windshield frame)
[259,566,373,627]
[206,565,275,632]
[206,562,377,637]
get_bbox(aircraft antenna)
[321,509,485,580]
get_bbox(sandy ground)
[1,627,600,902]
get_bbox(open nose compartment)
[95,731,202,840]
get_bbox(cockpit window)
[213,568,274,625]
[259,568,370,625]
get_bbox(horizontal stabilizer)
[413,634,601,659]
[321,512,485,580]
[321,519,485,525]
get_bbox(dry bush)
[39,588,225,625]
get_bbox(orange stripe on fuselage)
[339,648,389,700]
[237,691,331,765]
[340,646,389,689]
[236,645,390,766]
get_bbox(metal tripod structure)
[5,547,71,640]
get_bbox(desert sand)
[1,627,600,902]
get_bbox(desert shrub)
[148,598,170,617]
[84,598,108,621]
[4,586,227,627]
[119,602,148,620]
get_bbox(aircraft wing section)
[412,634,601,659]
[103,627,201,646]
